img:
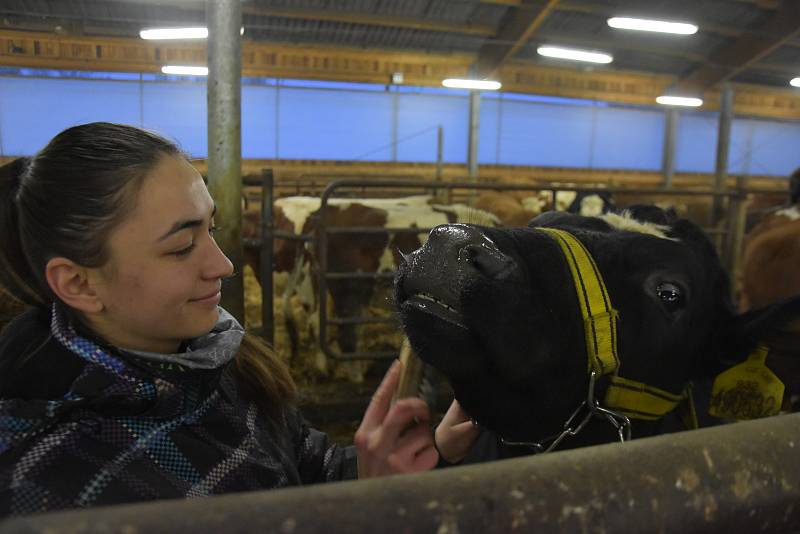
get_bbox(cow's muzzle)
[398,224,518,327]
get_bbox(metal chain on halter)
[495,371,632,454]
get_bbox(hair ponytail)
[0,157,45,307]
[234,333,296,417]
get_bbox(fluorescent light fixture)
[442,78,502,90]
[537,46,613,64]
[790,77,800,87]
[140,27,208,40]
[656,95,703,107]
[161,65,209,76]
[140,27,244,40]
[608,17,698,35]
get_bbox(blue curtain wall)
[1,72,799,176]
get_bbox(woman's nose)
[204,236,234,279]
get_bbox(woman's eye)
[209,225,220,236]
[656,282,684,311]
[172,243,196,256]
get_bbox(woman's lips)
[191,290,221,305]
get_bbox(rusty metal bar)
[725,176,749,300]
[260,169,274,344]
[318,184,332,360]
[207,0,244,322]
[436,125,444,181]
[662,108,678,188]
[5,413,799,533]
[320,180,738,196]
[468,91,480,181]
[711,85,734,230]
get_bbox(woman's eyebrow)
[157,204,217,242]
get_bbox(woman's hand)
[434,399,481,464]
[354,360,439,478]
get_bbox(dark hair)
[0,122,295,409]
[0,122,180,306]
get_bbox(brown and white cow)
[472,190,615,227]
[740,205,800,311]
[739,170,800,311]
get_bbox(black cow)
[395,206,800,455]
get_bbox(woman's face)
[87,155,233,353]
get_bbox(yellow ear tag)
[709,345,785,420]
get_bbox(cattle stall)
[3,412,799,533]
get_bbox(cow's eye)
[656,282,683,311]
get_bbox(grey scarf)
[121,307,245,370]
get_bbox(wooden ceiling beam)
[241,6,496,37]
[3,29,800,120]
[0,4,496,39]
[673,2,800,93]
[476,0,560,78]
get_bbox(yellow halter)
[539,227,695,426]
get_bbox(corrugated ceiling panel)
[245,16,483,52]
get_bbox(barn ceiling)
[2,0,800,94]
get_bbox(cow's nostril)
[459,243,515,278]
[462,245,478,261]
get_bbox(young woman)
[0,123,478,517]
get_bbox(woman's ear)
[45,257,104,314]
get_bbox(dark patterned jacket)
[0,309,357,518]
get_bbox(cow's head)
[395,206,800,449]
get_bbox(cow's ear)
[716,296,800,384]
[669,219,713,245]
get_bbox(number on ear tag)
[709,345,785,420]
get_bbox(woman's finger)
[393,421,435,454]
[409,443,439,472]
[377,398,431,446]
[452,422,481,442]
[387,425,438,472]
[441,399,471,426]
[360,360,402,431]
